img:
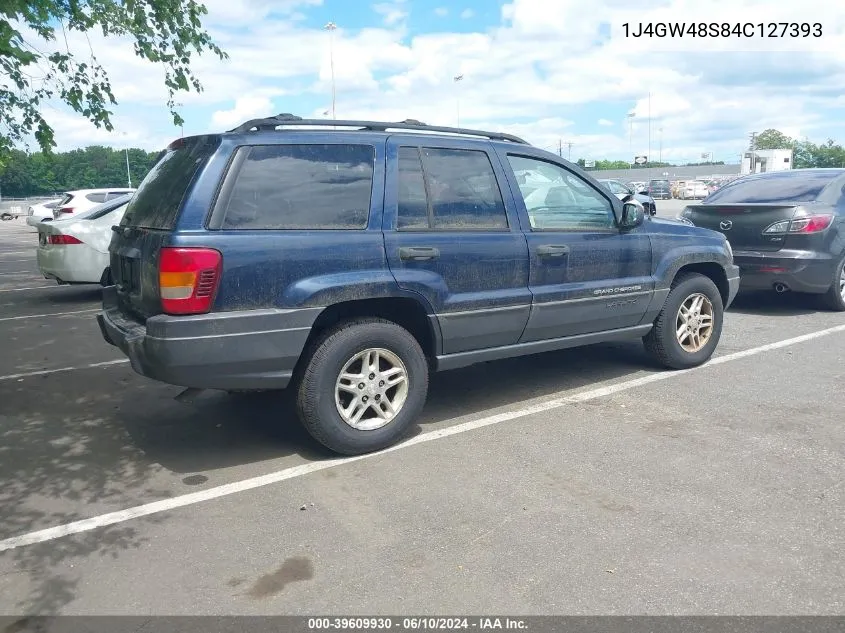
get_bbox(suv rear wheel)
[643,273,724,369]
[296,318,429,455]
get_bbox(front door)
[383,138,531,355]
[494,151,654,341]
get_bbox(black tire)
[295,318,429,455]
[643,272,724,369]
[819,252,845,312]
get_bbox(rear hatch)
[110,137,219,321]
[682,203,798,251]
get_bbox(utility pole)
[627,112,636,173]
[324,22,337,119]
[558,139,562,157]
[648,92,651,166]
[658,127,663,164]
[453,74,464,127]
[565,141,574,161]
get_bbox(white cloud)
[460,9,475,19]
[373,0,407,26]
[11,0,845,163]
[434,7,448,17]
[211,96,275,129]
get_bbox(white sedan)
[680,180,710,200]
[25,198,62,227]
[37,195,131,286]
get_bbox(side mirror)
[619,199,645,229]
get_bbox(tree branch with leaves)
[0,0,227,155]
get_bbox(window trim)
[396,145,511,233]
[507,153,617,233]
[211,143,376,231]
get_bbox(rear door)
[383,138,531,355]
[495,149,653,341]
[110,138,220,320]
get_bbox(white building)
[741,148,793,175]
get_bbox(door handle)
[536,244,570,258]
[399,246,440,261]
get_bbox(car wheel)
[296,317,429,455]
[819,253,845,312]
[0,213,13,221]
[643,273,724,369]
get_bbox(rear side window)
[121,139,217,229]
[397,146,508,230]
[221,144,374,230]
[85,192,107,203]
[706,172,838,204]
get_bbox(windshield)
[705,171,840,203]
[73,194,133,220]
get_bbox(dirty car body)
[97,115,739,455]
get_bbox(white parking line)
[0,359,128,382]
[1,322,844,552]
[0,285,59,292]
[0,308,99,322]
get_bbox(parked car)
[647,179,671,200]
[25,198,63,226]
[678,169,845,310]
[98,115,739,455]
[597,179,657,215]
[680,180,710,200]
[51,188,135,220]
[37,194,133,285]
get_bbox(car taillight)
[763,214,834,235]
[158,247,222,315]
[55,207,74,216]
[48,235,83,245]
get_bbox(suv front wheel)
[296,318,429,455]
[643,273,724,369]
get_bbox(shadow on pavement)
[0,339,649,614]
[728,290,821,316]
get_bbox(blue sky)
[31,0,845,164]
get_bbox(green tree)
[0,145,158,196]
[754,129,795,150]
[1,0,227,155]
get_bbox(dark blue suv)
[97,114,740,455]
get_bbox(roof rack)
[226,113,530,144]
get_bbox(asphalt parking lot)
[0,210,843,616]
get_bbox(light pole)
[647,92,651,166]
[324,22,337,119]
[125,148,132,188]
[453,74,464,127]
[658,127,663,164]
[627,112,636,172]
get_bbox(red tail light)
[789,214,833,233]
[55,207,75,216]
[48,234,83,245]
[158,247,222,315]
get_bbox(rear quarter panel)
[646,219,734,286]
[173,134,430,312]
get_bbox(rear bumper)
[733,250,836,294]
[725,264,741,307]
[97,286,321,390]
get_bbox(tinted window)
[419,148,508,230]
[649,179,669,185]
[122,139,218,229]
[509,155,613,230]
[705,172,840,204]
[222,144,374,230]
[397,147,430,230]
[85,192,106,203]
